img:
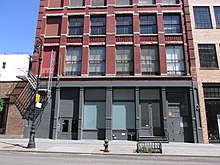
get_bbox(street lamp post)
[27,37,42,149]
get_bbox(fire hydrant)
[103,139,109,152]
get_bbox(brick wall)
[0,82,24,137]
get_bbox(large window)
[84,89,106,130]
[91,0,106,6]
[89,46,105,75]
[90,16,106,35]
[116,46,133,75]
[166,45,185,75]
[65,47,82,76]
[140,15,157,34]
[164,15,181,34]
[68,17,84,35]
[112,89,135,130]
[138,0,156,5]
[214,7,220,28]
[193,7,212,28]
[161,0,179,5]
[116,0,132,5]
[198,44,218,69]
[116,15,133,34]
[141,45,159,75]
[70,0,84,7]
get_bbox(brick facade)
[0,82,24,137]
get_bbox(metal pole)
[27,37,42,149]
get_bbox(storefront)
[25,81,203,143]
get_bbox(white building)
[0,54,30,81]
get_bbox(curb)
[0,149,220,158]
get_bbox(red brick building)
[29,0,203,142]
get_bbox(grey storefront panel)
[32,80,203,142]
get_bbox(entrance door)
[60,118,72,140]
[168,104,184,142]
[140,102,161,137]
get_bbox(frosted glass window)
[84,102,106,129]
[112,102,135,129]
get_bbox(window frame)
[193,6,212,29]
[140,15,157,34]
[214,6,220,28]
[90,16,106,35]
[91,0,106,6]
[164,14,181,34]
[89,46,106,76]
[198,44,219,69]
[141,45,159,75]
[70,0,84,7]
[65,47,82,76]
[161,0,179,5]
[166,45,185,75]
[138,0,156,5]
[68,17,84,36]
[116,15,133,35]
[116,46,134,75]
[116,0,132,6]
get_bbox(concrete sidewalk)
[0,138,220,157]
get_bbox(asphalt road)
[0,152,220,165]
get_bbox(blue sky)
[0,0,40,55]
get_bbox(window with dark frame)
[91,0,106,6]
[65,47,82,76]
[193,6,212,29]
[140,15,157,34]
[116,46,133,75]
[204,86,220,98]
[68,17,84,35]
[90,16,106,35]
[116,0,132,6]
[116,15,133,34]
[198,44,218,69]
[161,0,179,5]
[89,46,106,76]
[164,14,181,34]
[214,6,220,28]
[141,45,159,75]
[138,0,156,5]
[70,0,84,7]
[166,45,185,75]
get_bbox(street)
[0,152,219,165]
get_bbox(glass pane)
[152,103,161,127]
[84,102,106,129]
[71,0,83,6]
[92,0,105,6]
[112,102,135,129]
[84,103,97,129]
[62,120,69,132]
[112,103,126,129]
[141,103,149,127]
[139,0,155,4]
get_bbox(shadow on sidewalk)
[0,141,27,149]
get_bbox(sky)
[0,0,40,55]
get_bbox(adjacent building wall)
[188,0,220,143]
